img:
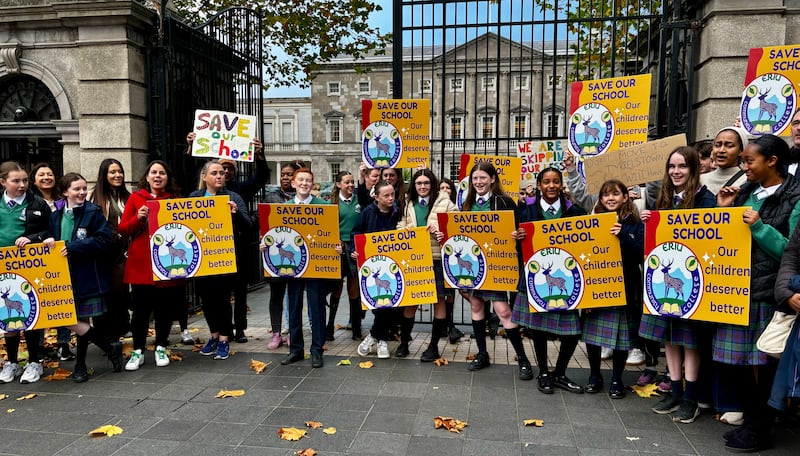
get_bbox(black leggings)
[130,284,183,349]
[198,275,233,337]
[268,279,287,333]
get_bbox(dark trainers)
[724,426,771,453]
[652,394,682,414]
[467,352,490,371]
[108,341,124,372]
[70,364,89,383]
[395,343,410,358]
[420,345,440,362]
[518,359,534,381]
[672,399,700,424]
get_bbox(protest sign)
[643,207,751,326]
[740,45,800,135]
[455,154,522,209]
[437,211,518,291]
[191,109,258,162]
[258,203,341,279]
[516,139,569,183]
[519,213,625,311]
[361,99,430,168]
[353,227,435,309]
[0,241,77,332]
[146,196,237,281]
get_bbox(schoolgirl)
[43,173,124,382]
[381,167,406,212]
[327,171,362,340]
[713,134,800,451]
[397,168,457,361]
[0,161,49,384]
[700,126,749,195]
[512,166,587,392]
[191,161,250,360]
[581,179,644,398]
[640,146,716,423]
[460,162,533,380]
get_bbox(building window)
[512,115,528,138]
[480,115,495,138]
[482,76,496,91]
[280,121,293,143]
[387,80,393,95]
[419,79,432,94]
[263,122,274,144]
[449,161,461,182]
[327,81,341,95]
[450,77,464,93]
[547,75,563,89]
[448,116,463,139]
[358,80,370,94]
[543,111,565,137]
[327,119,342,143]
[514,75,529,91]
[330,162,341,182]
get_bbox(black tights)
[531,330,579,376]
[268,279,287,333]
[586,344,628,383]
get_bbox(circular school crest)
[441,236,486,289]
[151,225,202,280]
[362,121,402,168]
[455,176,469,210]
[0,274,38,332]
[568,104,614,157]
[740,73,796,135]
[643,242,703,319]
[261,227,309,278]
[525,248,584,312]
[359,256,404,309]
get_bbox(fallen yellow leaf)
[215,389,246,398]
[433,358,449,366]
[0,394,8,401]
[358,361,374,369]
[322,427,337,435]
[250,359,271,374]
[7,408,14,413]
[295,449,317,456]
[433,416,468,433]
[278,427,308,441]
[465,354,476,361]
[304,420,323,429]
[44,368,72,381]
[16,393,38,401]
[42,360,59,368]
[523,419,544,427]
[169,351,183,362]
[631,383,660,398]
[89,424,124,437]
[337,359,351,366]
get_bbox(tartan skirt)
[465,289,508,302]
[76,295,107,319]
[639,313,698,349]
[511,294,581,336]
[581,308,633,351]
[713,300,774,366]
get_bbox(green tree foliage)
[172,0,391,88]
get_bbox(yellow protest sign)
[516,139,569,183]
[568,74,651,158]
[455,154,522,209]
[740,45,800,135]
[0,241,77,332]
[361,99,430,168]
[643,208,751,326]
[437,211,518,291]
[519,213,625,311]
[258,204,341,279]
[146,196,237,281]
[191,109,257,162]
[353,227,435,309]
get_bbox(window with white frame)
[480,115,495,138]
[419,79,432,94]
[327,81,341,95]
[449,161,461,182]
[543,111,565,137]
[514,75,529,91]
[547,74,563,89]
[327,119,342,143]
[358,80,371,94]
[280,121,293,143]
[512,115,528,138]
[330,162,341,182]
[387,80,393,95]
[449,116,463,139]
[450,77,464,93]
[482,76,496,91]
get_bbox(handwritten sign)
[146,196,237,281]
[455,154,522,210]
[0,241,77,332]
[361,99,430,168]
[568,74,651,158]
[437,211,518,291]
[740,45,800,135]
[519,213,625,312]
[584,134,686,194]
[643,208,751,326]
[516,139,569,183]
[191,109,257,162]
[353,227,435,309]
[258,204,341,279]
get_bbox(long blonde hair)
[197,160,223,191]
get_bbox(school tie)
[342,198,351,204]
[546,206,556,216]
[420,199,427,207]
[673,195,683,206]
[477,197,486,205]
[7,200,16,209]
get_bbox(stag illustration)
[373,133,391,158]
[582,115,600,143]
[165,236,187,266]
[371,268,392,295]
[541,264,567,295]
[0,287,25,318]
[757,88,778,121]
[453,248,474,276]
[661,260,685,299]
[275,238,296,265]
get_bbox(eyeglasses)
[415,181,431,186]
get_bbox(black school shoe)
[71,364,89,383]
[468,352,490,371]
[537,372,554,394]
[724,426,772,453]
[608,381,625,399]
[553,375,585,394]
[518,359,534,381]
[585,375,604,394]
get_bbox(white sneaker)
[0,363,21,383]
[20,362,43,384]
[626,348,646,365]
[377,341,390,359]
[155,345,170,367]
[357,334,376,356]
[125,349,144,371]
[720,411,744,426]
[601,347,613,360]
[181,329,194,344]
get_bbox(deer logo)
[453,248,474,276]
[660,259,685,300]
[275,238,296,265]
[373,133,391,158]
[582,115,601,143]
[541,263,567,295]
[757,88,778,121]
[0,287,25,318]
[371,268,392,295]
[164,236,188,266]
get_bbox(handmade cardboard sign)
[643,207,751,326]
[258,204,341,279]
[0,241,77,332]
[740,45,800,135]
[354,227,435,309]
[516,139,569,183]
[361,99,430,168]
[146,196,237,281]
[455,154,522,209]
[191,109,257,162]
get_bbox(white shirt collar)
[3,193,25,206]
[295,195,313,205]
[339,192,352,203]
[754,183,781,200]
[540,198,561,213]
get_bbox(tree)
[172,0,391,89]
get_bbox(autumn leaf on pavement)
[631,383,660,398]
[295,449,317,456]
[6,408,14,413]
[169,351,183,362]
[44,368,72,381]
[322,427,337,435]
[304,420,323,429]
[16,393,38,401]
[337,359,351,366]
[433,416,468,433]
[250,359,271,374]
[358,361,374,369]
[433,358,448,366]
[0,394,8,401]
[278,427,308,441]
[523,419,544,427]
[42,360,59,368]
[89,424,124,437]
[465,354,476,361]
[215,389,245,398]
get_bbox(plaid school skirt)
[511,294,581,336]
[581,307,633,351]
[713,300,774,366]
[76,296,107,319]
[639,313,698,349]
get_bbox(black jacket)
[22,191,50,243]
